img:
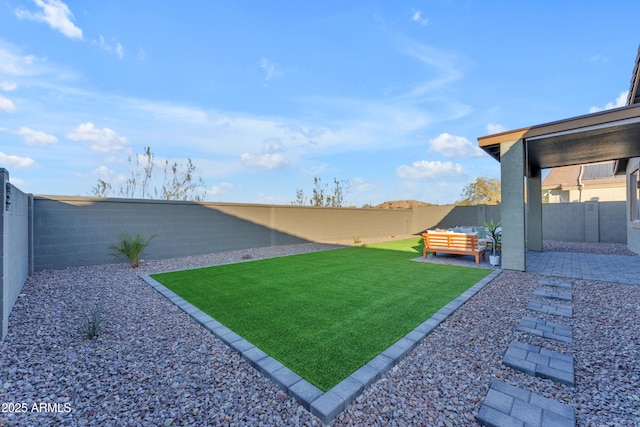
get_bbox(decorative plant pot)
[489,255,501,266]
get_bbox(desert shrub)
[109,232,156,268]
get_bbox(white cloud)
[263,139,285,154]
[487,123,507,134]
[92,165,113,177]
[18,127,58,145]
[77,72,468,162]
[396,160,465,180]
[260,58,283,81]
[208,182,233,196]
[67,122,128,153]
[0,39,470,172]
[0,152,36,168]
[278,123,326,141]
[241,139,290,170]
[589,91,628,113]
[94,35,124,59]
[0,43,48,77]
[428,133,484,158]
[15,0,83,40]
[241,152,289,170]
[411,10,429,26]
[395,43,463,101]
[8,176,26,186]
[0,81,18,91]
[91,165,126,183]
[353,177,376,192]
[0,94,16,112]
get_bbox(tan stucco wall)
[573,187,626,202]
[546,186,626,203]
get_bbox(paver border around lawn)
[140,268,501,424]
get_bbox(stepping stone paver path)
[533,287,573,301]
[477,380,576,427]
[527,300,573,318]
[538,279,572,289]
[478,278,576,426]
[517,317,573,343]
[502,340,575,386]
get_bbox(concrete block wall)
[33,197,305,271]
[584,201,599,243]
[599,201,627,243]
[410,204,500,233]
[1,169,32,340]
[486,205,501,226]
[542,201,626,243]
[33,197,414,271]
[32,196,627,272]
[543,203,586,242]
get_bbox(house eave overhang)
[477,104,640,173]
[627,45,640,106]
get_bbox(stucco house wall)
[546,186,627,203]
[543,162,627,203]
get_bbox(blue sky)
[0,1,638,206]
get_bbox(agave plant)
[109,232,156,268]
[83,303,103,339]
[483,220,502,256]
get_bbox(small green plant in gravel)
[83,304,103,339]
[352,236,361,244]
[109,232,156,268]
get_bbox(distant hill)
[374,199,439,209]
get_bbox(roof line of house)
[626,44,640,106]
[477,103,640,148]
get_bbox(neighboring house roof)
[543,161,625,190]
[543,165,580,189]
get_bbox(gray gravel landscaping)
[1,240,639,426]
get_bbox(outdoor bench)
[421,231,487,264]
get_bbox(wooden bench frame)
[422,232,487,264]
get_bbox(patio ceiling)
[478,103,640,175]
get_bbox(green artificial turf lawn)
[150,237,492,391]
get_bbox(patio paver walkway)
[526,251,640,285]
